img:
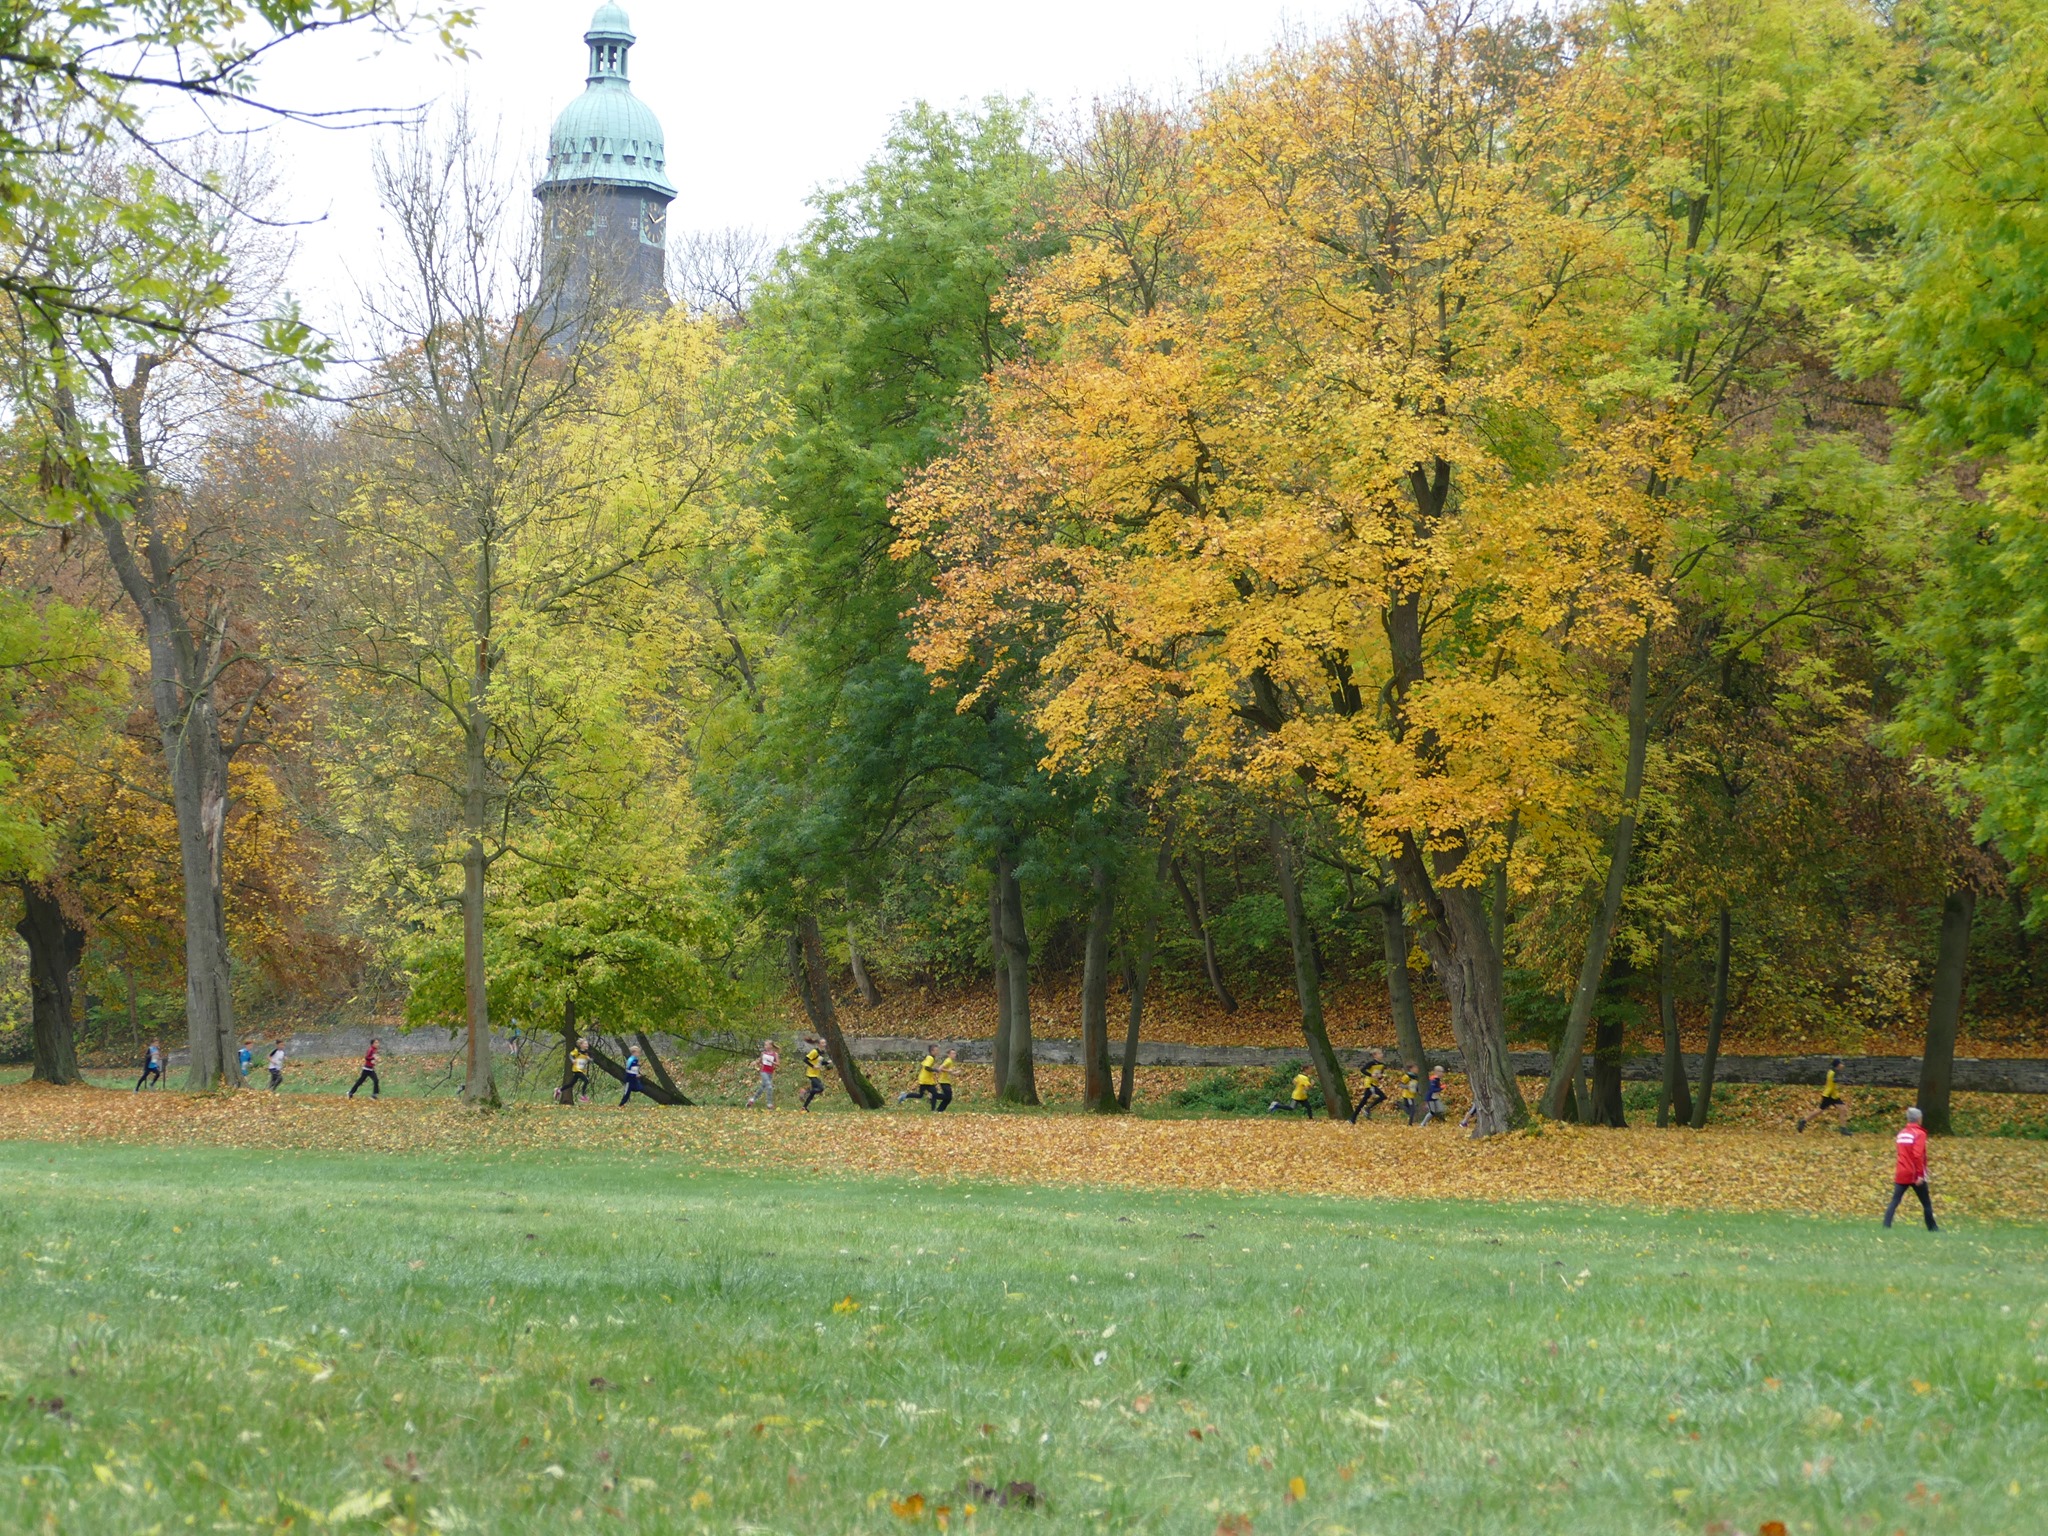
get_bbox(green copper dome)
[537,4,676,200]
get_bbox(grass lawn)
[0,1141,2042,1534]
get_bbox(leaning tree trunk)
[996,851,1038,1105]
[1268,819,1350,1119]
[1689,905,1732,1129]
[1918,886,1976,1135]
[1542,623,1652,1118]
[1656,930,1693,1128]
[1118,845,1170,1109]
[988,860,1013,1100]
[846,921,880,1006]
[1079,863,1120,1113]
[16,882,84,1085]
[797,914,883,1108]
[633,1030,691,1104]
[1376,877,1428,1081]
[1170,857,1237,1012]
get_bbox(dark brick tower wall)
[537,182,670,328]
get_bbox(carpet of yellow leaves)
[4,1081,2044,1225]
[837,977,2048,1058]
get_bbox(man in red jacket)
[1884,1107,1938,1231]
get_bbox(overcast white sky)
[245,0,1352,328]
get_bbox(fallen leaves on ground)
[3,1081,2046,1223]
[814,977,2048,1058]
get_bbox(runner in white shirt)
[746,1039,779,1108]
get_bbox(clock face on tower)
[641,200,666,248]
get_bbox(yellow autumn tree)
[899,3,1689,1133]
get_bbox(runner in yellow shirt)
[932,1049,957,1112]
[1350,1050,1389,1123]
[896,1047,939,1107]
[1799,1058,1851,1135]
[799,1038,831,1112]
[563,1037,592,1104]
[1267,1071,1316,1118]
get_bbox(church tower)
[535,4,675,317]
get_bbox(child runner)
[1883,1106,1938,1231]
[619,1049,646,1106]
[897,1047,939,1106]
[1350,1050,1388,1123]
[266,1043,286,1091]
[1798,1058,1851,1134]
[1267,1070,1315,1118]
[134,1040,163,1092]
[349,1037,381,1099]
[747,1039,780,1107]
[799,1038,831,1111]
[237,1042,254,1080]
[932,1047,956,1112]
[1397,1067,1418,1124]
[1415,1066,1447,1127]
[566,1036,593,1104]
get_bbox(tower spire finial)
[585,4,634,85]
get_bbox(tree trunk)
[126,961,140,1054]
[1590,1014,1626,1127]
[1118,844,1170,1109]
[1918,886,1976,1135]
[1656,930,1692,1127]
[1489,812,1518,960]
[996,851,1038,1104]
[459,593,499,1103]
[16,882,84,1086]
[1376,877,1427,1080]
[797,913,883,1108]
[1267,819,1350,1119]
[1395,845,1526,1134]
[1689,905,1732,1129]
[846,921,880,1006]
[1542,623,1652,1118]
[90,500,240,1091]
[1080,863,1120,1113]
[1170,856,1237,1012]
[989,859,1012,1100]
[559,997,580,1099]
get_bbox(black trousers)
[933,1083,953,1112]
[620,1077,644,1106]
[801,1077,824,1109]
[1884,1180,1937,1230]
[268,1068,282,1090]
[135,1066,160,1091]
[350,1069,380,1098]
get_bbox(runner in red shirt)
[1883,1107,1937,1231]
[349,1037,382,1100]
